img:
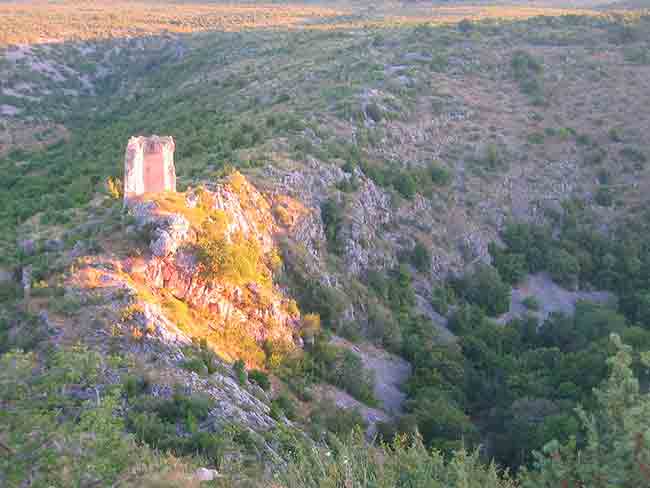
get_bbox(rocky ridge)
[50,174,338,441]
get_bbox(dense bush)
[489,222,554,284]
[429,163,452,186]
[309,399,366,439]
[270,392,298,420]
[409,240,432,273]
[196,225,268,287]
[521,335,650,486]
[233,359,247,385]
[451,264,511,316]
[310,339,377,406]
[393,172,418,199]
[279,430,517,488]
[249,369,271,390]
[512,50,544,99]
[321,197,346,255]
[0,347,199,486]
[280,241,348,329]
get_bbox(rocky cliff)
[117,172,321,365]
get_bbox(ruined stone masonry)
[123,135,176,199]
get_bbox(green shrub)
[233,359,247,385]
[0,347,200,486]
[595,186,613,207]
[249,369,271,391]
[491,222,553,278]
[624,46,650,64]
[608,127,623,142]
[336,175,360,193]
[182,339,219,376]
[512,50,544,99]
[311,340,377,406]
[366,102,383,123]
[154,391,215,425]
[181,357,209,376]
[512,50,543,78]
[521,335,650,487]
[430,53,449,72]
[271,392,297,420]
[620,146,647,165]
[195,208,269,288]
[282,250,348,329]
[278,430,517,488]
[429,164,451,186]
[490,244,528,285]
[458,18,474,34]
[321,198,345,255]
[410,241,431,273]
[394,172,417,199]
[309,400,366,439]
[430,284,457,316]
[547,248,580,288]
[452,265,511,317]
[122,374,149,399]
[366,301,401,350]
[522,296,540,311]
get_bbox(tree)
[453,265,511,317]
[410,241,431,273]
[394,172,417,199]
[321,198,345,254]
[522,334,650,487]
[547,248,580,289]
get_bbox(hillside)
[3,1,650,486]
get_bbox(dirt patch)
[315,384,390,438]
[414,283,457,343]
[0,104,20,116]
[498,272,615,323]
[330,336,410,415]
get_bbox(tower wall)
[124,135,176,200]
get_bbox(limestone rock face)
[124,174,303,352]
[342,174,393,275]
[145,250,298,345]
[149,214,190,257]
[123,135,176,199]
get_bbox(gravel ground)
[498,272,615,324]
[331,336,411,415]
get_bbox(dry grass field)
[0,0,629,47]
[0,1,345,46]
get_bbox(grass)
[0,1,621,48]
[158,286,271,368]
[0,1,345,46]
[146,191,212,228]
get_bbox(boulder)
[194,467,219,482]
[18,239,36,256]
[0,268,13,284]
[44,238,64,252]
[150,229,175,257]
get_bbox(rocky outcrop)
[143,250,298,344]
[341,172,393,275]
[125,175,303,350]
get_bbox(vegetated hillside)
[3,2,650,486]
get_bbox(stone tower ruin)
[123,135,176,199]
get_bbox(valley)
[2,1,650,486]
